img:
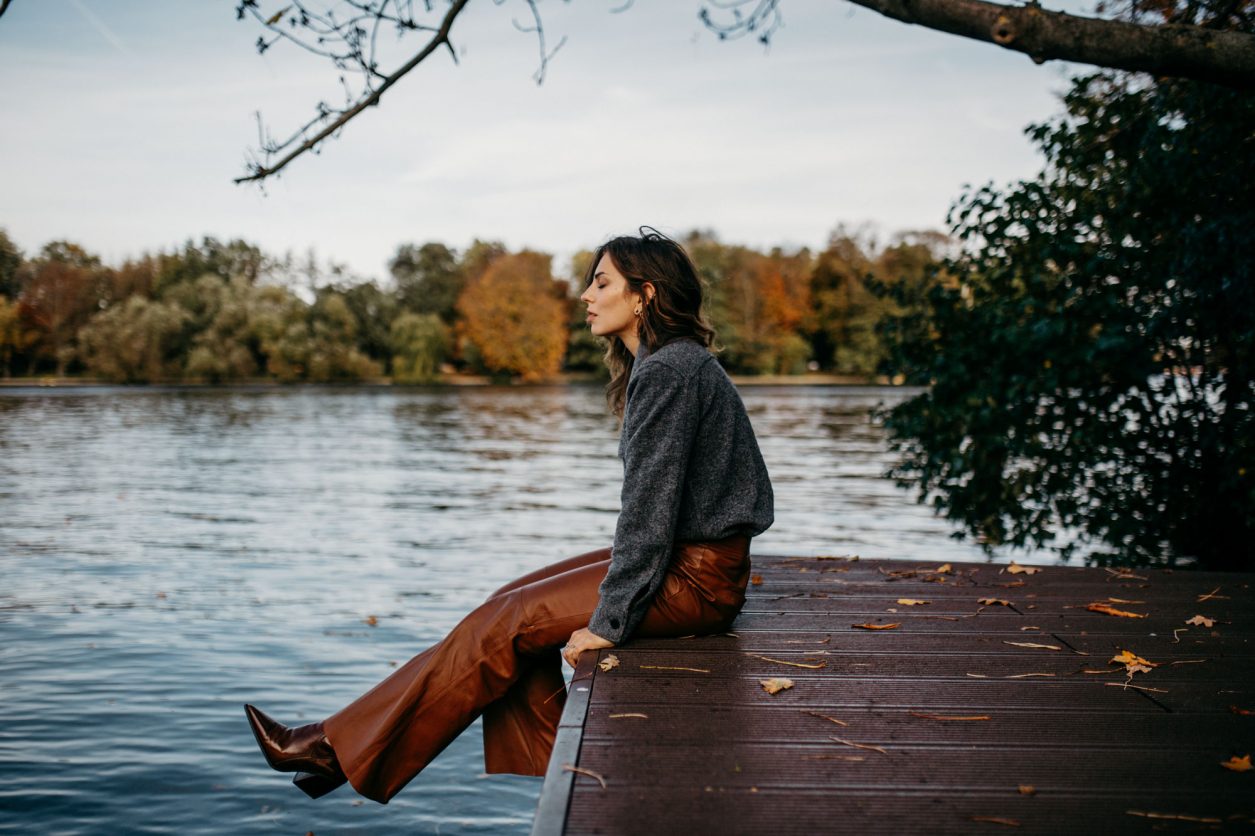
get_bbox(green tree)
[563,249,606,375]
[390,311,450,384]
[184,277,262,382]
[876,70,1255,570]
[77,296,191,383]
[0,229,22,300]
[389,242,462,324]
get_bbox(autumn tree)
[456,250,567,382]
[20,242,110,375]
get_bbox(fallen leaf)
[363,615,378,627]
[979,597,1013,607]
[935,563,954,574]
[750,574,763,586]
[1003,641,1062,651]
[1017,785,1036,796]
[830,735,888,755]
[598,654,620,672]
[1006,562,1041,575]
[1110,649,1157,669]
[897,598,929,606]
[759,677,794,695]
[750,654,826,670]
[1020,626,1041,630]
[853,622,901,630]
[562,764,607,789]
[966,673,988,678]
[1186,614,1215,627]
[997,580,1027,588]
[608,712,648,719]
[640,665,710,673]
[1126,664,1153,675]
[1087,603,1147,618]
[1220,754,1252,772]
[909,711,991,721]
[969,816,1020,826]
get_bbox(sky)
[0,0,1088,284]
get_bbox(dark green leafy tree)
[875,62,1255,570]
[389,242,463,324]
[390,311,450,384]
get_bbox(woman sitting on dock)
[244,227,775,804]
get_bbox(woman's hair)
[582,226,716,419]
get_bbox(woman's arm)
[585,360,701,644]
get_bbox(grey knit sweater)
[587,337,774,643]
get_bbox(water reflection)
[0,384,1061,835]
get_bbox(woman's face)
[580,254,644,345]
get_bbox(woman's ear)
[641,281,656,305]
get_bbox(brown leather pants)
[322,533,751,804]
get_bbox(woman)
[244,227,774,804]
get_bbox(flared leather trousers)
[322,533,752,804]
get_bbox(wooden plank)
[536,556,1255,833]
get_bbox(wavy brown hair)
[582,227,716,419]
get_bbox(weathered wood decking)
[532,555,1255,834]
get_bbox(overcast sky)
[0,0,1087,283]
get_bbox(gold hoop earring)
[634,306,643,317]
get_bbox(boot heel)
[293,771,347,799]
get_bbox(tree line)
[0,226,950,384]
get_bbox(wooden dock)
[532,555,1255,834]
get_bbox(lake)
[0,384,1063,834]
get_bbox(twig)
[750,654,826,669]
[909,711,991,721]
[640,665,711,673]
[803,710,849,727]
[830,736,889,755]
[562,764,607,789]
[1104,682,1169,693]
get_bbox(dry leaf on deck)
[969,816,1020,826]
[979,597,1013,607]
[1186,615,1215,627]
[363,615,379,627]
[750,574,763,586]
[852,622,901,630]
[897,599,930,606]
[1006,562,1041,575]
[1017,784,1036,795]
[1003,641,1061,651]
[1219,754,1251,772]
[760,677,794,695]
[1110,649,1157,669]
[1086,603,1147,618]
[598,654,620,672]
[608,712,648,719]
[935,563,954,574]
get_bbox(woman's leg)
[484,546,611,600]
[322,555,610,804]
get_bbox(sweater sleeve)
[587,361,701,643]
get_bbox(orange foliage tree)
[456,250,567,382]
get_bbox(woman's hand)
[562,627,614,668]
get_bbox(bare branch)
[701,0,1255,89]
[235,0,472,184]
[0,0,13,20]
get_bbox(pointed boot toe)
[243,703,346,788]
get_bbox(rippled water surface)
[0,384,1061,835]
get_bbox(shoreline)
[0,372,910,389]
